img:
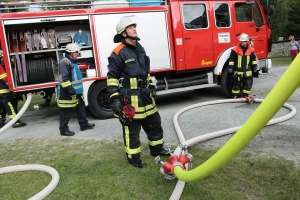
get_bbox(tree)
[284,0,300,38]
[260,0,289,41]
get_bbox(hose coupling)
[179,144,188,154]
[39,91,46,98]
[179,153,193,165]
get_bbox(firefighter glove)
[253,66,259,72]
[228,66,233,73]
[119,111,131,126]
[111,99,122,115]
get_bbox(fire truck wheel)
[220,65,233,97]
[88,81,114,119]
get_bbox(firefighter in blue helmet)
[57,43,95,136]
[228,33,259,98]
[107,15,170,168]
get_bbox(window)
[183,4,208,29]
[235,3,252,22]
[253,3,263,27]
[214,3,231,28]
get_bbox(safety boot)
[151,147,171,156]
[127,153,147,168]
[60,130,75,136]
[80,122,95,131]
[129,159,147,168]
[12,121,27,128]
[131,160,147,168]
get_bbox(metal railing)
[0,0,167,12]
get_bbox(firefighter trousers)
[59,95,88,131]
[232,75,253,96]
[0,94,16,121]
[1,98,19,120]
[121,111,165,164]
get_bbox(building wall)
[268,41,291,57]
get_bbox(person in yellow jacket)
[228,33,258,98]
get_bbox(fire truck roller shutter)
[88,81,114,119]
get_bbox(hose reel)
[17,57,55,85]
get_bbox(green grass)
[269,56,292,67]
[0,139,299,199]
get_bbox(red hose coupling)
[170,162,184,173]
[169,155,179,164]
[162,161,173,174]
[244,96,255,103]
[179,153,193,165]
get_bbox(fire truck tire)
[220,65,233,97]
[88,81,114,119]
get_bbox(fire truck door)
[181,2,214,70]
[233,2,268,59]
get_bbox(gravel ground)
[1,65,299,166]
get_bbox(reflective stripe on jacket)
[228,45,257,75]
[107,39,157,120]
[57,56,83,108]
[0,64,9,95]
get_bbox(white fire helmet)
[239,33,249,42]
[65,43,82,53]
[113,15,139,43]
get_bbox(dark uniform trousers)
[122,112,164,163]
[0,96,18,121]
[59,94,88,131]
[0,94,15,120]
[232,74,253,96]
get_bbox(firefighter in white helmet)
[228,33,259,98]
[107,15,170,168]
[57,43,95,136]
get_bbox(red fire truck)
[0,0,274,119]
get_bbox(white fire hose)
[0,93,60,200]
[169,98,296,200]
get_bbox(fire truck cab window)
[182,4,208,29]
[235,3,252,22]
[214,3,231,28]
[253,3,263,27]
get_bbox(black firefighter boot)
[80,122,95,131]
[12,120,27,128]
[127,153,147,168]
[60,130,75,136]
[150,144,171,156]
